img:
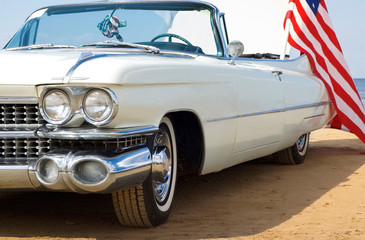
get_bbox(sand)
[0,128,365,240]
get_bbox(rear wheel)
[112,117,177,227]
[273,133,310,165]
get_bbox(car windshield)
[5,2,221,56]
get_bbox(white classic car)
[0,0,333,227]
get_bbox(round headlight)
[42,90,71,124]
[83,89,114,124]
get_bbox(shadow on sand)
[0,138,364,239]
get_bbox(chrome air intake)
[30,148,152,193]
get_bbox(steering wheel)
[151,33,192,46]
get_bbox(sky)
[0,0,364,78]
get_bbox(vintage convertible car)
[0,0,333,227]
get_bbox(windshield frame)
[4,0,226,57]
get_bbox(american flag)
[284,0,365,143]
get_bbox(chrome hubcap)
[296,134,307,153]
[151,130,172,204]
[152,146,169,183]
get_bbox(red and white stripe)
[285,0,365,143]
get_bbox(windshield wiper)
[5,44,76,51]
[82,40,160,54]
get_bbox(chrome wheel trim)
[296,134,308,156]
[152,129,172,205]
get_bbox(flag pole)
[280,0,295,60]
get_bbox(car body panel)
[0,0,334,190]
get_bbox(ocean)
[355,78,365,105]
[355,78,365,98]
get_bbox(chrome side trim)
[0,97,38,104]
[207,101,332,122]
[0,124,43,130]
[36,126,158,140]
[0,130,37,139]
[0,126,158,140]
[52,77,90,81]
[304,114,325,119]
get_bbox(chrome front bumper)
[0,126,159,193]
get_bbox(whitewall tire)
[112,116,177,227]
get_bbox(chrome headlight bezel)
[40,89,72,125]
[81,88,118,126]
[39,87,118,126]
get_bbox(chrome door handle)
[272,71,283,81]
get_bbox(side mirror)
[228,40,244,65]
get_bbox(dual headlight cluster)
[40,87,118,126]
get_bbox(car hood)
[0,49,199,86]
[0,50,89,85]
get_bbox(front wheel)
[112,117,177,227]
[273,133,310,165]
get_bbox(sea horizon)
[354,78,365,99]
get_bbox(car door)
[232,60,285,154]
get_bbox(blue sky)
[0,0,364,78]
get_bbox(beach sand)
[0,128,364,240]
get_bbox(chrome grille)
[0,138,49,165]
[49,136,148,152]
[0,103,149,165]
[0,136,148,165]
[0,104,46,127]
[0,103,46,165]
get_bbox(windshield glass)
[5,3,221,55]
